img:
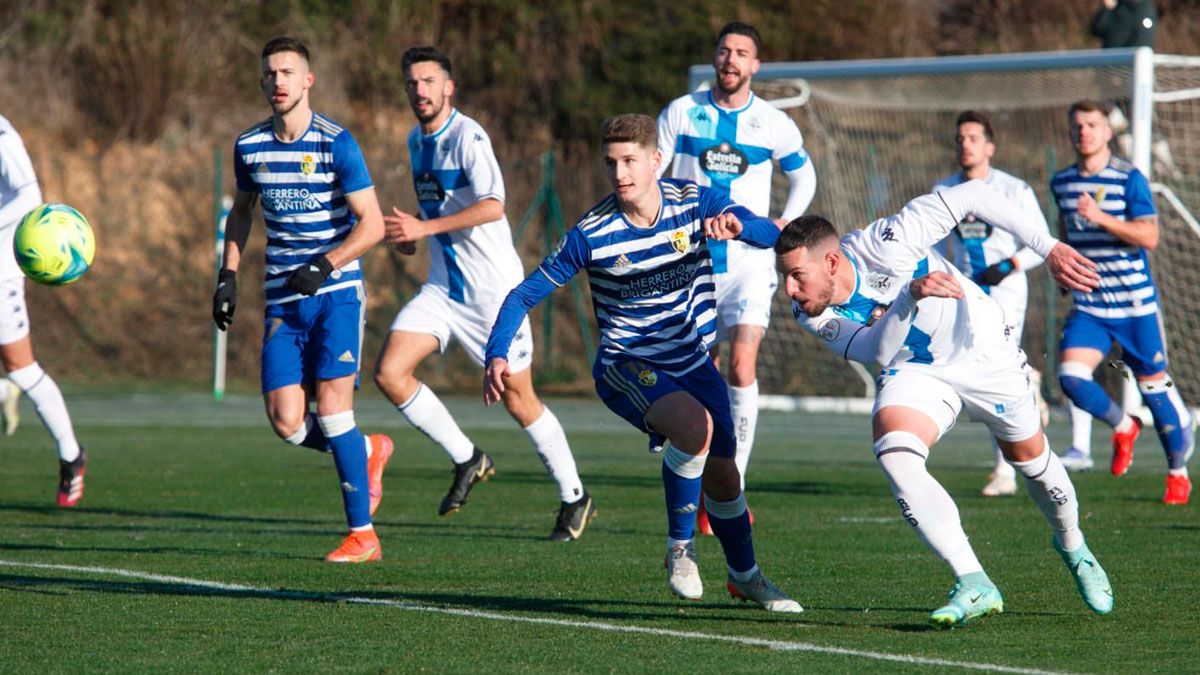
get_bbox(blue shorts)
[594,358,735,458]
[1060,309,1168,377]
[261,285,366,393]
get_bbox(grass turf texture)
[0,392,1196,672]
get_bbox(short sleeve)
[461,126,505,203]
[232,142,256,193]
[772,116,808,172]
[656,103,678,177]
[332,130,373,195]
[1125,169,1156,220]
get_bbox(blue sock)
[302,413,330,453]
[661,446,704,540]
[1060,373,1124,427]
[1140,376,1193,470]
[320,412,371,529]
[705,493,756,574]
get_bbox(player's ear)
[445,78,455,99]
[304,70,315,89]
[825,248,840,275]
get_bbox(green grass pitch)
[0,392,1195,672]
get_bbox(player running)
[777,181,1113,626]
[485,113,801,612]
[213,37,393,562]
[1051,100,1193,505]
[657,23,816,532]
[932,110,1051,497]
[0,113,88,507]
[372,46,595,541]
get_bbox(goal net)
[687,49,1200,411]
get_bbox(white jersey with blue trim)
[657,90,810,274]
[535,179,773,376]
[234,113,372,306]
[797,195,1012,368]
[1051,157,1158,319]
[407,109,523,304]
[0,114,43,282]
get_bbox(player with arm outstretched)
[931,110,1052,497]
[1051,100,1193,505]
[656,21,816,532]
[0,114,87,507]
[485,114,801,612]
[777,181,1114,627]
[371,47,594,541]
[212,37,393,563]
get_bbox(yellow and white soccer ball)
[14,203,96,286]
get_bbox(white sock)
[728,381,759,490]
[398,383,474,464]
[524,406,584,503]
[8,362,80,462]
[1010,438,1084,551]
[1069,402,1093,455]
[875,432,983,577]
[990,439,1014,479]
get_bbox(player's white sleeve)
[796,290,918,366]
[655,104,677,179]
[461,124,505,204]
[0,126,42,231]
[935,179,1059,259]
[1012,184,1050,271]
[852,192,961,277]
[779,160,816,221]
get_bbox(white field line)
[0,559,1078,675]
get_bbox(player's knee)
[269,413,306,441]
[373,364,414,400]
[1058,361,1095,398]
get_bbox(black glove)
[285,256,334,296]
[212,269,237,331]
[978,259,1015,287]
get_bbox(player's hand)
[212,269,237,331]
[384,207,429,247]
[704,212,743,240]
[284,255,333,296]
[978,258,1016,286]
[1076,190,1105,225]
[483,358,510,406]
[1046,241,1100,292]
[909,271,963,300]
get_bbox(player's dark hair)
[775,215,839,256]
[601,113,657,150]
[955,110,994,142]
[402,46,453,76]
[262,36,310,63]
[1069,99,1111,118]
[718,21,762,56]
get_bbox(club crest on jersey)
[414,172,445,203]
[300,154,316,175]
[700,143,748,177]
[670,229,689,254]
[868,273,892,291]
[637,369,658,387]
[818,318,841,342]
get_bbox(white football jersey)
[932,168,1048,306]
[796,186,1058,368]
[657,91,811,275]
[0,115,43,282]
[407,109,523,303]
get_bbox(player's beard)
[414,96,445,124]
[271,93,303,117]
[715,69,750,97]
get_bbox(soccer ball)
[14,203,96,286]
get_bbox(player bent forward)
[776,181,1113,626]
[485,113,800,612]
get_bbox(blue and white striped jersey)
[406,109,523,303]
[657,90,813,276]
[485,179,779,376]
[234,113,372,306]
[1051,157,1158,319]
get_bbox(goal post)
[686,48,1200,411]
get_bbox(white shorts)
[987,279,1029,342]
[0,277,31,346]
[873,349,1041,443]
[390,283,534,373]
[713,264,777,342]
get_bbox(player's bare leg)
[500,368,593,541]
[2,335,84,507]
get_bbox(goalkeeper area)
[694,48,1200,410]
[1,391,1196,671]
